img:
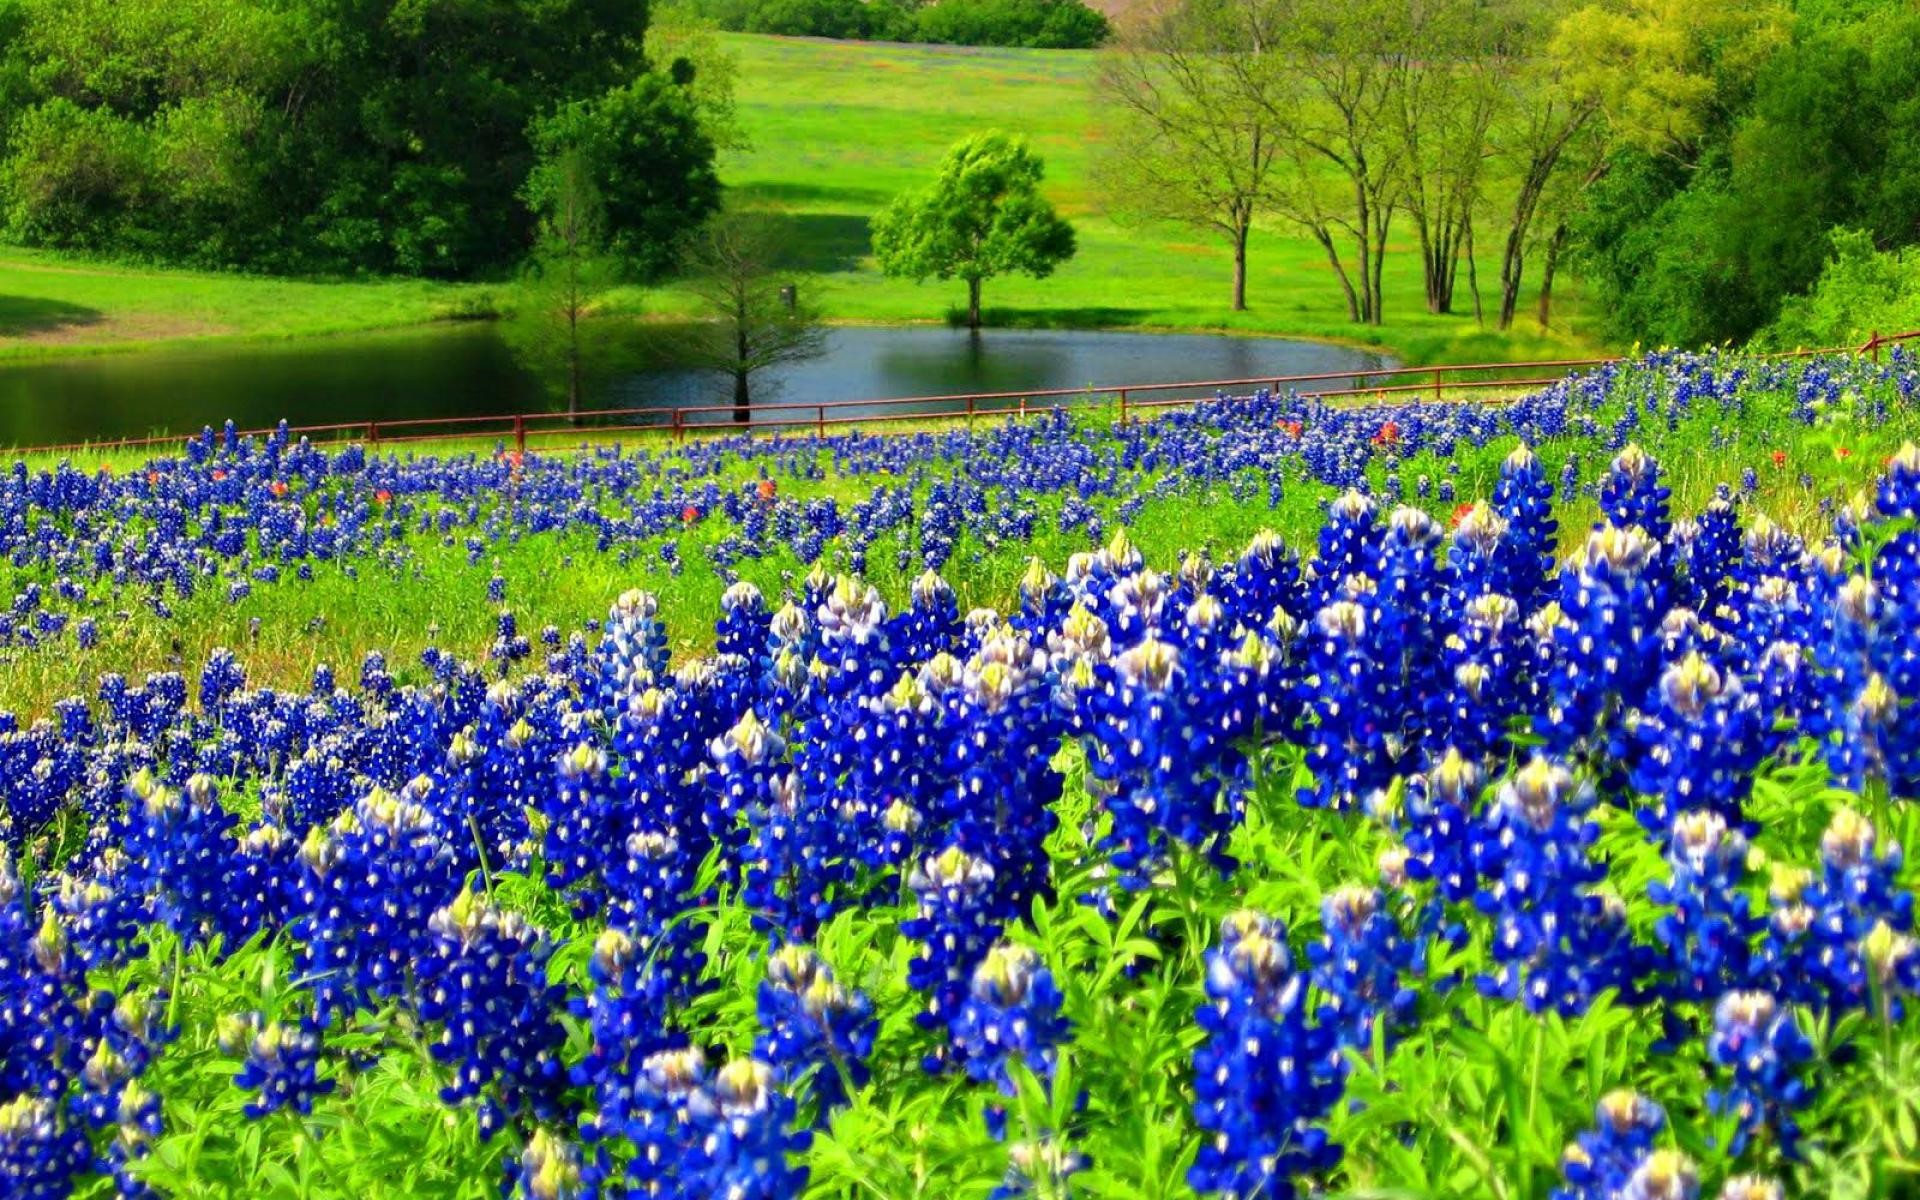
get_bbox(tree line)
[0,0,724,278]
[1095,0,1920,345]
[686,0,1109,50]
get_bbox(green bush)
[1761,228,1920,350]
[683,0,1106,49]
[914,0,1107,48]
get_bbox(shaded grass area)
[0,251,498,360]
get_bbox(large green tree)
[870,131,1076,330]
[0,0,719,277]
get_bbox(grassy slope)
[0,250,494,360]
[636,35,1605,365]
[0,36,1602,367]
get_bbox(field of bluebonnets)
[7,348,1920,1200]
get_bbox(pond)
[0,323,1396,447]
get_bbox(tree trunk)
[967,277,983,330]
[1312,226,1362,323]
[1231,221,1249,312]
[1464,214,1484,326]
[732,370,751,425]
[566,304,581,423]
[1537,222,1568,329]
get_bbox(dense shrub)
[1762,228,1920,350]
[683,0,1108,49]
[913,0,1108,48]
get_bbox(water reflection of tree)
[504,149,619,420]
[665,209,826,424]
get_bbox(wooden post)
[966,395,975,428]
[366,420,378,446]
[513,415,526,455]
[672,409,684,443]
[817,405,825,438]
[1433,368,1442,401]
[1872,330,1883,363]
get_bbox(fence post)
[672,409,684,443]
[1020,396,1027,420]
[367,420,378,446]
[966,395,975,428]
[1872,330,1883,363]
[1434,368,1442,401]
[513,415,526,455]
[817,405,825,438]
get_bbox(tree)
[529,75,723,280]
[0,0,718,278]
[870,131,1076,330]
[1384,0,1501,316]
[513,149,616,418]
[671,209,828,424]
[1094,0,1288,312]
[1259,0,1403,326]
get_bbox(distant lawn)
[633,34,1606,365]
[0,251,494,360]
[0,35,1605,368]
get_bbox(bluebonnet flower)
[1705,991,1813,1156]
[1796,807,1914,1011]
[1189,911,1346,1200]
[1553,1091,1669,1200]
[1533,526,1668,761]
[0,1095,94,1200]
[1649,811,1760,1007]
[222,1013,334,1118]
[949,943,1070,1136]
[904,845,1005,1051]
[1082,636,1241,881]
[1307,885,1419,1048]
[682,1059,810,1200]
[1599,444,1673,543]
[415,886,568,1137]
[1299,594,1401,811]
[1491,444,1557,613]
[1474,758,1643,1014]
[510,1128,586,1200]
[1630,653,1766,827]
[754,944,876,1112]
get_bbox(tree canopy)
[870,131,1076,329]
[0,0,722,277]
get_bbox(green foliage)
[871,130,1076,327]
[675,0,1107,48]
[0,0,718,278]
[527,75,722,281]
[1574,1,1920,346]
[912,0,1108,49]
[1763,228,1920,350]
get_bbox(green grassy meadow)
[0,35,1601,371]
[659,35,1601,365]
[0,250,498,360]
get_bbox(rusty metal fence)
[14,329,1919,459]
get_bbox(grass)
[0,249,497,360]
[632,35,1606,366]
[3,354,1909,718]
[0,36,1603,369]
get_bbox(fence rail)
[13,329,1920,460]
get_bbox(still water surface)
[0,324,1395,446]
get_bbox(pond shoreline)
[0,323,1402,449]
